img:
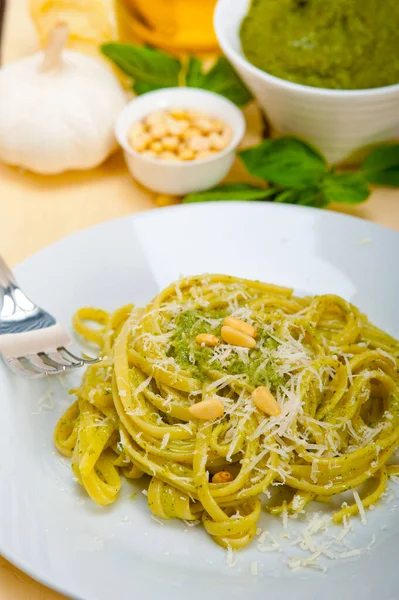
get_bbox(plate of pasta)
[1,202,399,600]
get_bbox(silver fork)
[0,254,100,377]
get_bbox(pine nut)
[169,108,189,120]
[221,326,256,348]
[162,136,179,151]
[182,127,200,141]
[188,135,210,152]
[187,109,202,120]
[129,122,145,138]
[212,471,233,483]
[195,333,220,347]
[130,132,151,152]
[150,141,163,153]
[145,111,167,126]
[150,124,168,138]
[179,148,195,161]
[212,118,225,133]
[165,118,189,136]
[224,316,257,338]
[188,398,224,420]
[252,386,281,417]
[194,118,213,134]
[208,132,227,151]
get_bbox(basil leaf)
[275,188,328,208]
[101,45,252,105]
[320,173,370,204]
[360,144,399,187]
[101,43,181,93]
[363,166,399,187]
[186,56,253,107]
[239,137,328,188]
[183,183,276,203]
[185,56,204,88]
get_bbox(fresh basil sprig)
[101,43,253,107]
[183,139,399,208]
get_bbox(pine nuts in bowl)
[115,88,246,195]
[128,108,234,162]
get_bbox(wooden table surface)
[1,2,399,599]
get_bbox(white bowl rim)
[214,0,399,98]
[115,87,246,167]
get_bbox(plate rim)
[11,201,399,274]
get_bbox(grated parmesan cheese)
[258,530,269,545]
[160,433,170,450]
[183,519,200,527]
[287,552,326,573]
[250,561,258,576]
[353,491,367,525]
[32,386,55,414]
[226,546,239,568]
[311,459,319,483]
[282,503,288,530]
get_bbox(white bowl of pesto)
[214,0,399,164]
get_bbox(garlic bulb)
[0,23,126,174]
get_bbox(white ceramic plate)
[1,202,398,600]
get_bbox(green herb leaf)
[239,137,328,188]
[363,167,399,187]
[101,44,252,106]
[183,183,276,203]
[101,43,181,94]
[185,56,204,88]
[360,144,399,187]
[186,56,253,107]
[320,173,371,204]
[275,187,328,208]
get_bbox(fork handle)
[0,254,17,290]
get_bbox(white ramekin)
[214,0,399,164]
[115,87,246,195]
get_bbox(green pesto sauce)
[240,0,399,90]
[167,309,284,391]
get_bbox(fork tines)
[7,347,99,378]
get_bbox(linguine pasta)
[55,274,399,549]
